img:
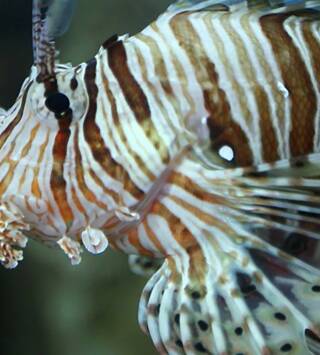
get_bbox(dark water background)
[0,1,171,354]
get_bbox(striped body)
[113,7,320,256]
[2,2,320,353]
[0,6,319,252]
[133,8,320,165]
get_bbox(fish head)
[0,0,95,267]
[0,64,86,264]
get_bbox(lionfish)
[1,0,320,353]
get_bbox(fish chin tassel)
[0,201,29,269]
[138,238,320,355]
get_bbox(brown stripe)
[166,172,249,244]
[107,39,166,161]
[170,14,253,166]
[205,13,256,165]
[260,13,316,157]
[152,21,197,119]
[149,200,199,254]
[131,45,171,164]
[254,86,279,162]
[83,58,144,199]
[187,245,207,284]
[136,33,175,97]
[99,62,157,180]
[107,41,151,123]
[50,114,74,227]
[302,19,320,148]
[240,14,285,161]
[169,193,237,236]
[302,20,320,87]
[225,14,279,162]
[102,34,118,49]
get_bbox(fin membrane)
[139,249,320,354]
[138,153,320,354]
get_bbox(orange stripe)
[0,124,40,196]
[127,228,154,256]
[50,115,74,226]
[18,124,41,190]
[149,201,199,253]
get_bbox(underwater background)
[0,1,171,354]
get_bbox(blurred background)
[0,1,171,354]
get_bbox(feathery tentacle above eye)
[32,0,75,88]
[32,0,78,120]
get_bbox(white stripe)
[19,168,34,195]
[98,51,154,191]
[147,213,188,274]
[234,11,286,158]
[285,16,320,153]
[141,24,191,125]
[76,120,119,211]
[94,64,140,203]
[250,13,292,158]
[38,128,66,235]
[128,37,181,155]
[156,12,207,128]
[189,12,259,163]
[138,222,161,255]
[122,42,167,168]
[63,126,88,232]
[213,13,263,162]
[311,21,320,151]
[0,162,9,181]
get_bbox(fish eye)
[45,92,70,117]
[29,66,87,126]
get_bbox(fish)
[1,0,320,353]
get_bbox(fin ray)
[138,153,320,353]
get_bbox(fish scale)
[1,0,320,354]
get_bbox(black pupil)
[45,92,70,116]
